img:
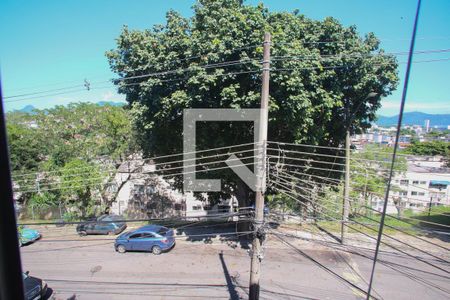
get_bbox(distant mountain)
[376,112,450,127]
[17,105,36,113]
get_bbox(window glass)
[141,232,155,238]
[157,227,168,235]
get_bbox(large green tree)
[6,103,134,218]
[107,0,399,207]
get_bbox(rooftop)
[407,163,450,174]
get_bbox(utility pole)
[249,32,270,300]
[341,129,350,244]
[428,196,433,217]
[340,92,377,244]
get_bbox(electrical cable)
[270,183,450,273]
[270,174,450,260]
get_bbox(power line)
[270,183,450,273]
[353,211,450,252]
[269,176,450,264]
[267,154,346,167]
[26,230,256,243]
[276,169,450,253]
[6,43,260,95]
[6,52,450,104]
[267,160,345,174]
[4,58,261,102]
[3,84,85,99]
[268,141,345,151]
[16,153,259,191]
[274,162,450,217]
[13,147,258,184]
[266,147,346,159]
[271,48,450,61]
[18,211,249,226]
[271,231,377,300]
[16,160,259,194]
[3,86,114,104]
[111,58,259,83]
[271,228,450,295]
[12,141,260,178]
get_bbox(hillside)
[376,112,450,127]
[14,101,126,113]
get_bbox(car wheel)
[152,245,162,255]
[117,245,126,253]
[79,231,87,237]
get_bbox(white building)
[391,157,450,211]
[425,119,430,133]
[108,157,239,218]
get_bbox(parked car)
[18,226,41,247]
[23,271,47,300]
[76,214,126,236]
[114,225,175,255]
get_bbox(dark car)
[23,271,47,300]
[114,225,175,255]
[76,214,127,236]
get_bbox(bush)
[62,211,79,222]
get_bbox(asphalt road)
[20,224,450,300]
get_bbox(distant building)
[424,119,430,133]
[107,157,238,218]
[390,157,450,211]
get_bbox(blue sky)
[1,0,449,116]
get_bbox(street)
[20,224,450,300]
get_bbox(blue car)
[114,225,175,255]
[18,226,41,247]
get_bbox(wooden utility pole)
[249,32,270,300]
[341,130,350,244]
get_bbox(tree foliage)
[405,140,450,156]
[6,103,134,218]
[6,121,47,172]
[107,0,399,206]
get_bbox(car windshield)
[98,215,122,222]
[97,215,108,221]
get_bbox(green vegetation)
[6,103,135,219]
[425,129,450,138]
[405,140,450,156]
[306,206,450,236]
[107,0,399,207]
[350,144,407,217]
[400,128,417,136]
